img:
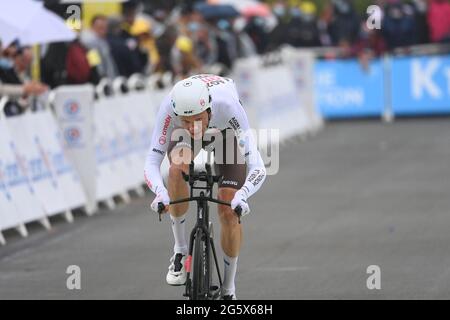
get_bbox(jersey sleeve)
[144,94,174,195]
[225,97,267,199]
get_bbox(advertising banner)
[391,55,450,115]
[314,59,385,118]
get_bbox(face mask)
[217,20,230,31]
[254,17,265,26]
[0,57,14,69]
[233,18,246,33]
[334,0,350,14]
[188,22,200,33]
[302,14,315,22]
[290,8,302,18]
[413,0,427,13]
[273,4,286,17]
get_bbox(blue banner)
[391,55,450,115]
[314,59,385,119]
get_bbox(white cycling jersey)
[144,74,266,199]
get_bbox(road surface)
[1,118,449,299]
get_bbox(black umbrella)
[194,3,240,20]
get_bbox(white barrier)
[94,96,130,206]
[129,91,160,182]
[282,47,324,134]
[0,115,30,242]
[5,114,57,224]
[6,110,87,221]
[232,48,321,145]
[231,57,260,131]
[53,85,97,214]
[32,110,87,221]
[112,93,148,196]
[53,84,166,210]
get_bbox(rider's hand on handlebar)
[151,189,170,213]
[231,189,250,217]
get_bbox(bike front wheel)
[192,228,210,300]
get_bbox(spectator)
[107,17,144,77]
[66,39,101,85]
[0,42,48,116]
[188,20,219,65]
[284,1,321,48]
[352,21,387,71]
[41,39,100,88]
[130,17,161,73]
[171,35,202,78]
[244,16,270,54]
[233,18,258,58]
[328,0,361,46]
[155,25,179,75]
[13,47,33,82]
[382,0,418,50]
[41,42,70,88]
[213,19,239,70]
[317,2,334,46]
[353,22,387,58]
[117,1,149,76]
[268,1,291,50]
[0,42,20,84]
[411,0,429,44]
[427,0,450,43]
[81,15,119,79]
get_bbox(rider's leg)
[214,129,247,298]
[168,146,193,255]
[168,145,192,217]
[218,187,242,296]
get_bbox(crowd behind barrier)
[4,0,450,97]
[2,42,450,244]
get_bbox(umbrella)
[241,4,271,18]
[194,3,240,20]
[208,0,272,18]
[59,0,126,2]
[0,0,41,46]
[0,22,21,48]
[0,0,76,47]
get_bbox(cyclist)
[145,74,266,300]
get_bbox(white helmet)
[171,77,212,116]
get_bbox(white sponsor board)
[32,110,87,210]
[282,46,323,132]
[1,116,46,224]
[233,50,318,145]
[0,118,25,231]
[93,97,124,202]
[53,85,97,213]
[6,113,67,216]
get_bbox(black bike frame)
[157,161,241,300]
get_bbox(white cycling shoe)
[166,253,187,286]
